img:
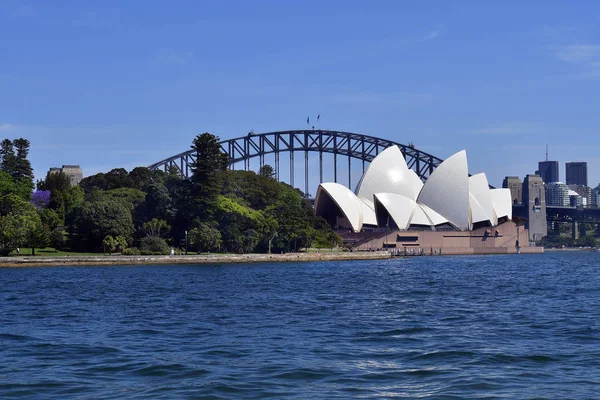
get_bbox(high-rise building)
[546,182,569,207]
[502,176,522,205]
[537,161,559,184]
[48,165,83,186]
[565,162,587,186]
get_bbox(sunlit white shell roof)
[356,146,419,201]
[417,150,470,230]
[469,173,497,226]
[491,189,512,220]
[314,146,512,232]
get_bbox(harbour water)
[1,252,599,398]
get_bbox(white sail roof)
[356,146,418,201]
[407,169,424,201]
[417,150,471,231]
[373,193,417,230]
[469,173,497,225]
[315,183,363,232]
[418,203,448,226]
[358,196,377,226]
[410,204,433,226]
[469,193,488,225]
[491,188,512,220]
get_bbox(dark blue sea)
[1,252,599,399]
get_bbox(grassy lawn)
[9,247,103,257]
[7,248,209,257]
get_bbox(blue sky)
[1,1,600,190]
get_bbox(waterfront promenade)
[0,251,392,268]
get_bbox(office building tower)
[537,161,559,184]
[565,162,587,186]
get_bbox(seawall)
[0,251,392,268]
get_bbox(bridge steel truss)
[147,130,443,196]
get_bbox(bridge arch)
[148,130,444,196]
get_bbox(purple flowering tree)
[31,189,51,210]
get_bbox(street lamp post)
[185,230,188,255]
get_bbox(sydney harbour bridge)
[148,129,443,196]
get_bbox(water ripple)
[1,252,600,398]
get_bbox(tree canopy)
[1,133,339,255]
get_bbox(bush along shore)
[0,251,392,268]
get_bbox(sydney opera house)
[315,146,538,254]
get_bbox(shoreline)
[0,251,393,268]
[544,247,598,252]
[0,247,554,268]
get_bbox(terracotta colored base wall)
[356,222,542,255]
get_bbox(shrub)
[122,247,141,255]
[139,236,169,255]
[102,235,116,254]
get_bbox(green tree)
[102,188,146,210]
[12,138,34,181]
[115,236,128,253]
[242,228,259,253]
[50,227,67,250]
[40,208,62,230]
[38,170,71,193]
[144,183,175,221]
[143,218,171,237]
[190,133,229,216]
[166,178,195,245]
[26,224,49,255]
[264,187,316,252]
[214,195,271,253]
[0,213,26,256]
[189,222,222,253]
[37,171,74,222]
[221,170,281,210]
[63,185,84,218]
[0,139,16,175]
[103,235,117,254]
[0,170,32,201]
[104,168,130,190]
[258,164,275,179]
[167,165,182,178]
[79,173,107,192]
[74,198,134,250]
[139,236,170,254]
[128,167,167,191]
[0,194,44,256]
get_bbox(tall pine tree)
[13,138,34,181]
[190,133,229,217]
[0,139,16,175]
